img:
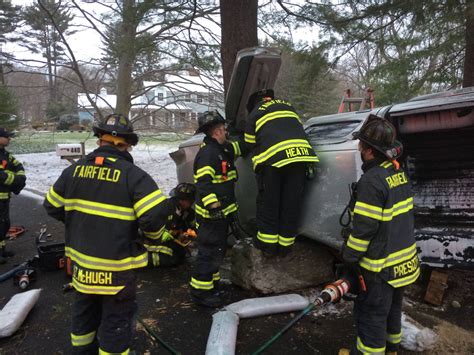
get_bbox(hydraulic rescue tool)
[252,269,366,355]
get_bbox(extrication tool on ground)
[251,278,354,355]
[13,268,37,290]
[7,225,26,240]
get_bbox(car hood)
[225,47,282,132]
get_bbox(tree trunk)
[220,0,258,96]
[115,0,136,117]
[463,0,474,87]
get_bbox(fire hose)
[252,276,363,355]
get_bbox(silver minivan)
[170,47,474,269]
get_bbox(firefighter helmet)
[353,115,403,159]
[247,89,275,113]
[93,113,138,145]
[196,110,225,135]
[170,183,196,201]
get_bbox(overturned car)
[170,47,474,269]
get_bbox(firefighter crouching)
[189,111,246,308]
[244,89,319,256]
[146,182,197,267]
[0,127,26,264]
[340,116,420,355]
[44,114,168,354]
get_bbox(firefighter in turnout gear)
[44,114,168,354]
[190,110,246,307]
[147,182,196,267]
[0,128,26,264]
[340,116,420,355]
[244,89,319,256]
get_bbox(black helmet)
[93,113,139,145]
[247,89,275,113]
[170,183,196,201]
[353,115,403,159]
[196,110,225,135]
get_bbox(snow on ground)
[15,142,180,197]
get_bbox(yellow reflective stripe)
[380,160,392,168]
[271,155,319,168]
[145,245,173,255]
[213,272,220,281]
[212,170,237,183]
[257,231,278,244]
[46,187,65,208]
[134,189,166,218]
[16,170,25,176]
[12,159,21,166]
[152,252,160,266]
[190,277,213,290]
[72,278,125,295]
[143,225,165,239]
[354,197,413,222]
[252,139,312,168]
[278,235,295,246]
[4,171,14,185]
[347,234,370,252]
[65,198,135,221]
[194,166,216,180]
[0,192,9,199]
[195,203,238,218]
[66,246,148,271]
[359,243,418,272]
[245,133,256,144]
[107,157,117,162]
[71,331,96,347]
[386,331,402,344]
[255,110,301,132]
[357,337,386,354]
[388,266,420,288]
[99,348,130,355]
[202,193,218,206]
[231,141,241,157]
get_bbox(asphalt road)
[0,192,473,354]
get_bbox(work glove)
[161,229,174,242]
[305,163,316,180]
[208,207,225,220]
[335,263,366,298]
[11,175,26,195]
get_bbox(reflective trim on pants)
[212,272,220,281]
[99,348,130,354]
[386,331,402,345]
[257,231,278,244]
[357,336,386,354]
[278,235,295,247]
[190,277,213,290]
[71,330,96,347]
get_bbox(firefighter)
[340,116,420,355]
[0,127,26,264]
[244,89,319,256]
[189,110,245,307]
[146,182,197,267]
[44,114,168,354]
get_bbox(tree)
[219,0,258,95]
[21,0,76,118]
[0,84,17,128]
[0,0,21,84]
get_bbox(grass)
[8,131,189,154]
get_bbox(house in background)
[77,87,116,126]
[77,69,224,133]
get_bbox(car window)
[305,121,361,140]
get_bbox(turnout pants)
[0,200,10,250]
[148,241,186,267]
[190,218,229,296]
[255,163,306,253]
[71,280,137,354]
[353,276,404,354]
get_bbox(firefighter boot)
[191,290,224,308]
[1,247,15,258]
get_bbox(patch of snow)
[15,142,180,196]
